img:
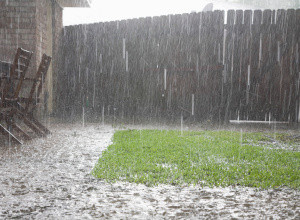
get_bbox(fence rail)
[57,9,300,123]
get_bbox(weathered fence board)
[57,9,300,123]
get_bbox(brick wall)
[0,0,63,113]
[35,0,48,73]
[0,0,37,72]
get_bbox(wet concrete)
[0,123,299,219]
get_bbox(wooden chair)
[15,53,52,137]
[0,48,33,144]
[0,49,52,144]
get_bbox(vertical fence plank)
[223,10,235,122]
[256,9,272,121]
[249,10,262,120]
[286,9,297,122]
[231,10,243,120]
[239,10,252,120]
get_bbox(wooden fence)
[57,9,300,123]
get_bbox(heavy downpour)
[0,0,300,219]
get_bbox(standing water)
[0,124,299,219]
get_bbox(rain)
[0,0,300,219]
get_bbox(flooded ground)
[0,123,299,219]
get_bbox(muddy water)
[0,124,299,219]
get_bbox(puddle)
[0,123,299,219]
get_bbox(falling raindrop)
[79,58,81,81]
[265,113,267,121]
[113,107,117,124]
[126,51,129,72]
[181,113,183,136]
[259,34,262,67]
[223,29,227,65]
[93,71,96,108]
[277,41,281,63]
[191,94,195,116]
[123,38,126,59]
[100,54,103,73]
[46,115,51,128]
[110,60,114,75]
[102,106,105,125]
[296,43,299,64]
[40,35,43,60]
[16,15,19,49]
[240,129,243,145]
[82,106,85,127]
[8,127,11,147]
[298,101,300,122]
[164,68,167,90]
[223,66,227,83]
[246,65,251,104]
[218,43,221,63]
[196,54,199,75]
[35,83,38,103]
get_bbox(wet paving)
[0,123,299,219]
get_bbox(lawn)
[92,129,300,189]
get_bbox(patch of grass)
[92,129,300,189]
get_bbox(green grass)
[92,129,300,189]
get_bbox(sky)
[63,0,255,26]
[62,0,298,26]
